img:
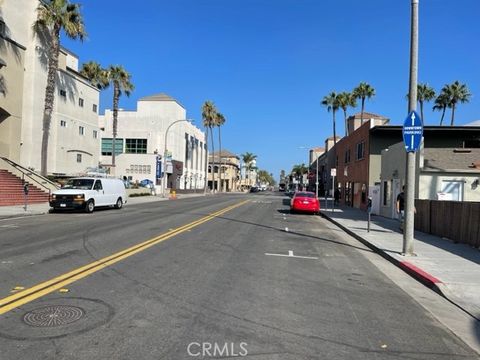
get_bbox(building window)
[59,89,67,97]
[383,181,390,206]
[344,149,351,164]
[93,130,98,139]
[101,138,124,156]
[60,120,67,127]
[76,154,82,163]
[79,126,84,135]
[356,141,365,160]
[125,138,147,154]
[79,98,84,107]
[92,104,98,113]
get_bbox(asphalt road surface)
[0,192,478,359]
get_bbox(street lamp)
[162,119,193,197]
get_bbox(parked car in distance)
[278,183,286,192]
[290,191,320,214]
[50,177,127,213]
[250,186,260,193]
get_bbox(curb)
[320,211,480,322]
[0,210,49,221]
[319,211,444,293]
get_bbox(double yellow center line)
[0,200,249,315]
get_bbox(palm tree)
[34,0,86,176]
[433,93,450,126]
[291,163,308,188]
[80,61,109,90]
[352,82,375,125]
[216,112,226,192]
[415,83,436,122]
[445,81,471,126]
[337,92,357,136]
[241,152,257,188]
[106,66,134,168]
[202,101,217,192]
[321,92,340,147]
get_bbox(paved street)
[0,193,478,359]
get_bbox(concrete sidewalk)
[0,192,208,220]
[320,200,480,320]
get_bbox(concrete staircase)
[0,169,50,206]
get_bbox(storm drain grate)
[23,305,85,327]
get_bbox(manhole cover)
[23,305,85,327]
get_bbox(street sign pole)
[404,0,419,256]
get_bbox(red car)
[290,191,320,214]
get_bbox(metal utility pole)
[162,119,191,197]
[404,0,419,256]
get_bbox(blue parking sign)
[403,110,423,152]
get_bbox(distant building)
[208,150,240,192]
[0,0,100,175]
[239,159,258,190]
[99,93,206,190]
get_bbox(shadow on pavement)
[216,213,374,253]
[324,205,480,266]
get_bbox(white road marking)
[0,224,18,228]
[265,250,318,260]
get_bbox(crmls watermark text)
[187,342,248,357]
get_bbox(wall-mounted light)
[472,178,479,190]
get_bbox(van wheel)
[85,200,95,213]
[115,197,123,209]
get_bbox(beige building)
[99,93,206,190]
[0,0,100,175]
[208,150,240,192]
[380,142,480,219]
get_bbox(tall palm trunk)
[439,106,446,126]
[419,101,424,122]
[210,126,215,191]
[332,111,337,147]
[41,26,60,176]
[111,84,120,168]
[343,109,348,137]
[450,103,456,126]
[218,125,222,192]
[360,98,365,125]
[204,126,209,194]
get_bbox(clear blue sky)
[62,0,479,180]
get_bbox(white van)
[50,177,127,213]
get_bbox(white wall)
[419,173,480,202]
[2,0,100,175]
[100,97,206,189]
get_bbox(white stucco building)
[0,0,100,175]
[99,93,206,190]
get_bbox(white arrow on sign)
[411,112,415,147]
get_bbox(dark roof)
[138,93,185,108]
[370,125,480,133]
[348,112,389,120]
[423,148,480,172]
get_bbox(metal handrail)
[0,157,59,195]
